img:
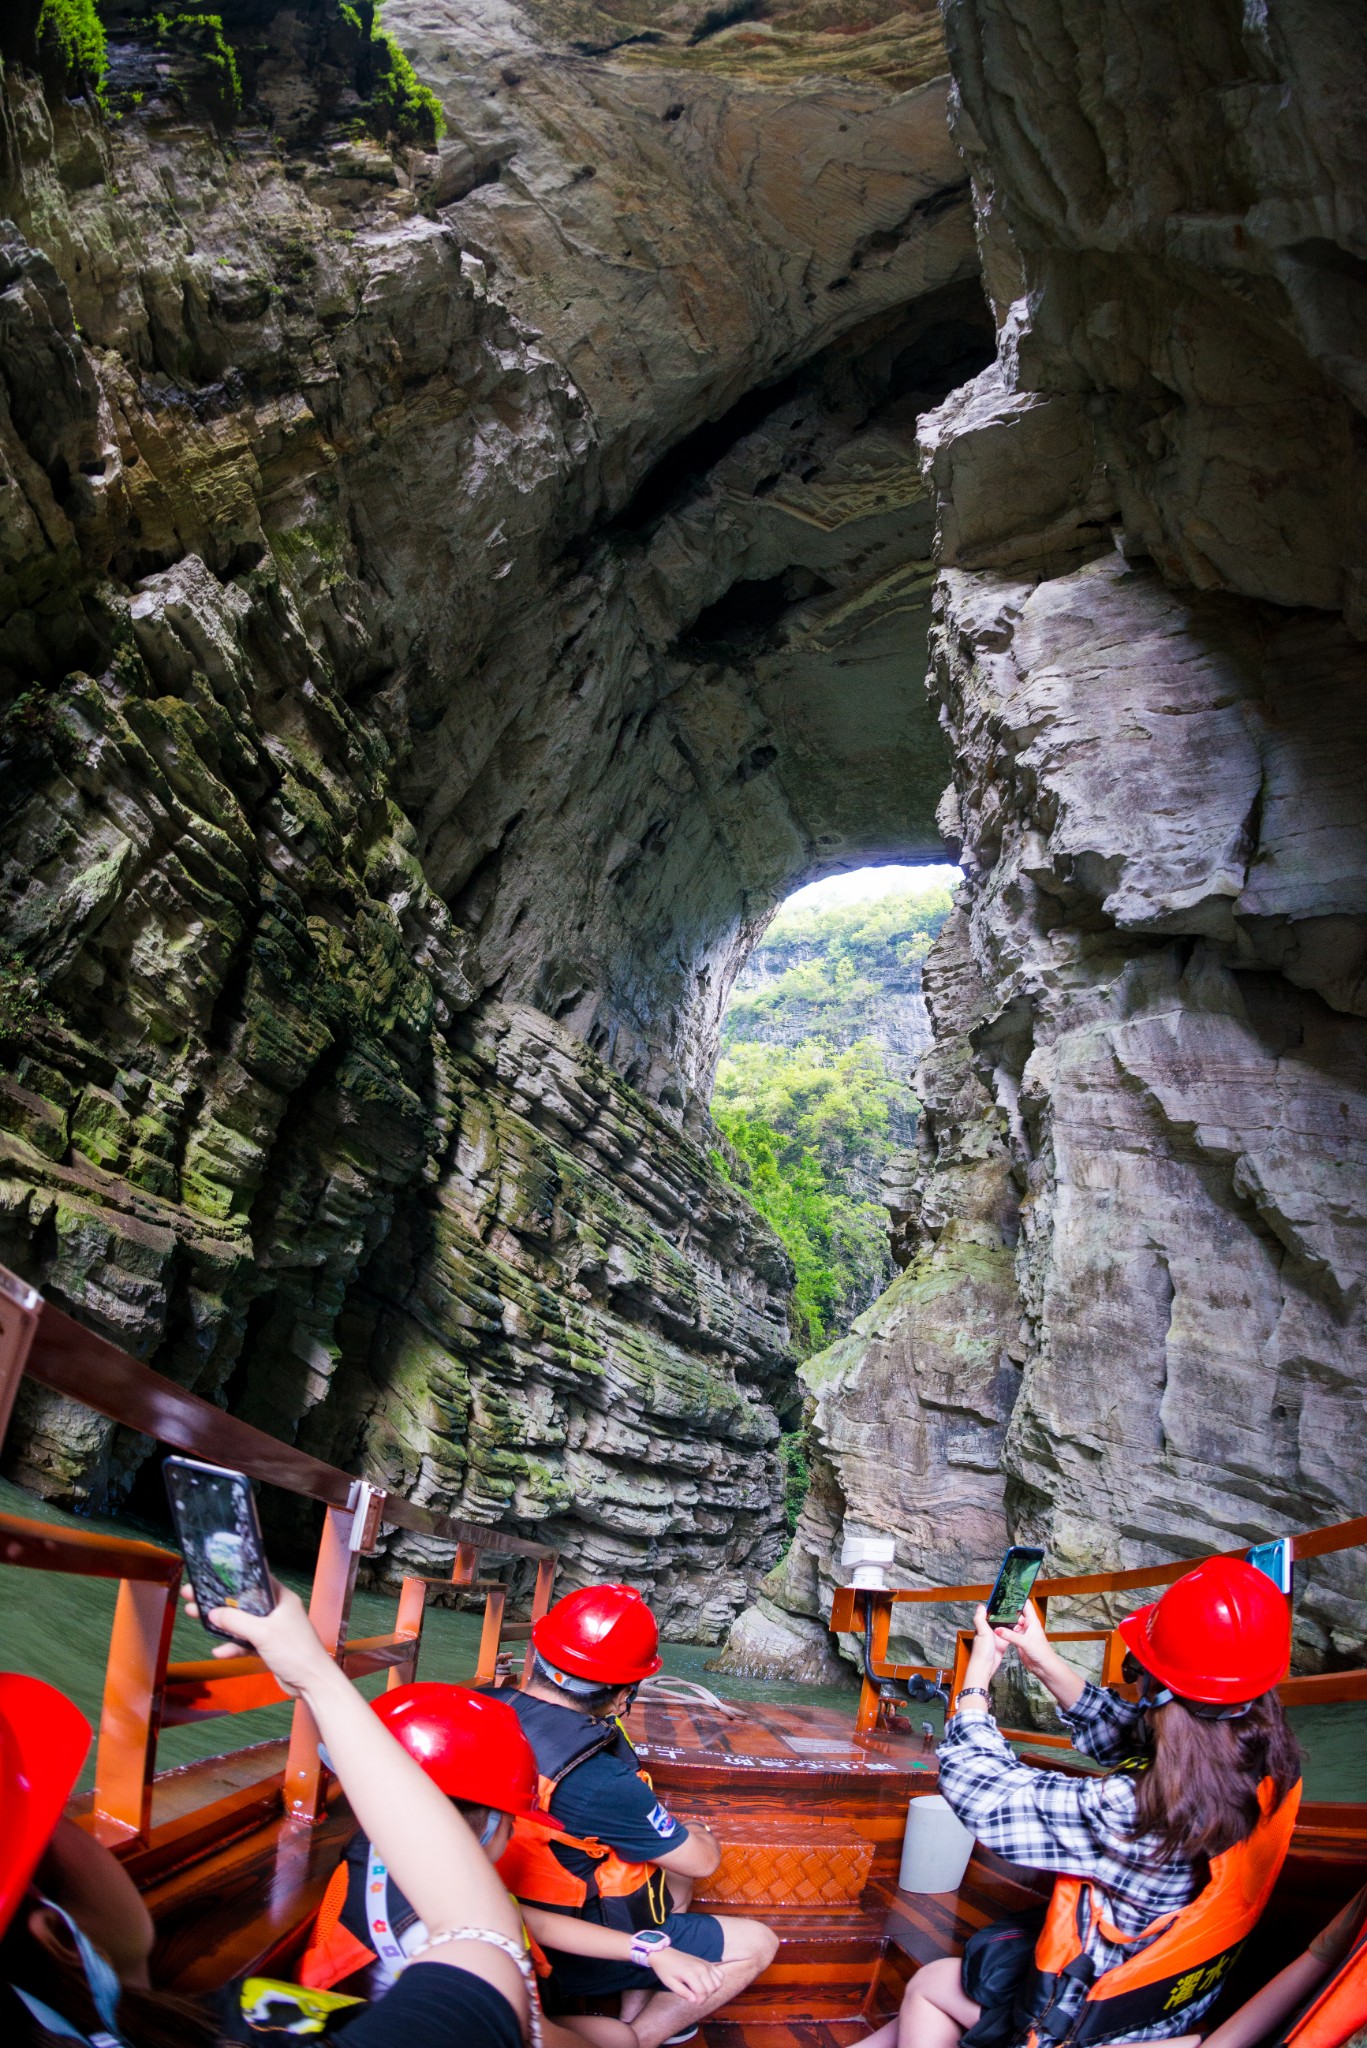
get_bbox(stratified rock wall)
[726,0,1367,1676]
[0,2,980,1629]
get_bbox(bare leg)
[895,1956,980,2048]
[546,2017,638,2048]
[630,1916,779,2048]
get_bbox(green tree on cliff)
[712,878,955,1355]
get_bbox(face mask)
[478,1810,502,1849]
[11,1896,129,2047]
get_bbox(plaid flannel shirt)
[939,1683,1222,2041]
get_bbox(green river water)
[1,1478,1362,1801]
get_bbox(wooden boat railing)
[833,1519,1367,1742]
[0,1262,558,1852]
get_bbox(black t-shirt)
[545,1742,688,1891]
[223,1963,519,2047]
[337,1964,519,2048]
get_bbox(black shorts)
[540,1909,726,1995]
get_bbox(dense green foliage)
[36,0,107,100]
[778,1426,809,1535]
[26,2,443,145]
[722,881,954,1052]
[150,12,241,121]
[713,881,954,1354]
[713,1107,891,1353]
[366,8,446,144]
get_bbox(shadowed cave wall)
[0,0,987,1633]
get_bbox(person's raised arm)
[185,1583,525,2013]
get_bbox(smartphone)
[1246,1537,1293,1595]
[164,1456,277,1640]
[986,1545,1046,1627]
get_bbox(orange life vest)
[297,1856,552,1993]
[1284,1929,1367,2048]
[298,1865,373,1993]
[1025,1777,1302,2046]
[493,1691,671,1935]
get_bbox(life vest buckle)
[1030,1955,1098,2047]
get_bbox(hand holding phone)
[164,1456,278,1641]
[985,1545,1046,1628]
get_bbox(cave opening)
[710,862,961,1370]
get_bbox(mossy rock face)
[0,0,978,1638]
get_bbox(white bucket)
[898,1793,975,1894]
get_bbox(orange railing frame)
[832,1514,1367,1742]
[0,1265,558,1849]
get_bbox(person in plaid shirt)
[864,1560,1300,2048]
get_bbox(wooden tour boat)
[1,1260,1364,2047]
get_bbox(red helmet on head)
[1118,1556,1292,1706]
[371,1683,550,1824]
[532,1584,662,1684]
[0,1672,92,1936]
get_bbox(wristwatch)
[629,1930,673,1968]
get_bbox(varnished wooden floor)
[118,1691,1367,2042]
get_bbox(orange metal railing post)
[1101,1627,1132,1692]
[474,1584,508,1686]
[91,1575,178,1846]
[388,1575,429,1689]
[450,1541,479,1590]
[285,1499,361,1824]
[522,1553,557,1683]
[948,1629,973,1715]
[855,1592,893,1734]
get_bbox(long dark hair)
[1,1912,224,2048]
[1130,1688,1301,1861]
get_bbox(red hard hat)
[532,1583,662,1684]
[1118,1556,1292,1705]
[0,1672,92,1936]
[371,1683,550,1825]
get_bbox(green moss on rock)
[36,0,107,105]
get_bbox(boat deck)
[111,1690,1367,2044]
[628,1694,1048,2042]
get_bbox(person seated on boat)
[1197,1879,1367,2048]
[864,1558,1302,2048]
[0,1584,563,2048]
[298,1677,721,2045]
[498,1582,779,2048]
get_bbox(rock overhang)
[0,0,985,1632]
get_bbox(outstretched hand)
[650,1948,725,2002]
[993,1598,1050,1672]
[988,1597,1087,1713]
[179,1579,331,1697]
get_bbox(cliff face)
[0,1,981,1627]
[8,0,1360,1651]
[724,0,1367,1680]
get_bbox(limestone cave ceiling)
[1,0,1364,1662]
